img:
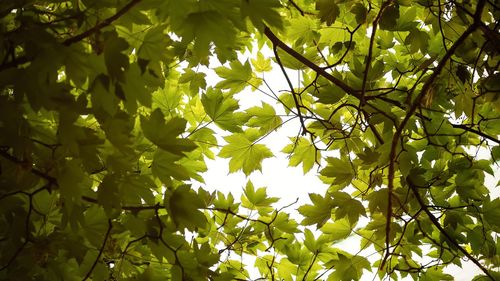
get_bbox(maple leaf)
[218,129,273,175]
[201,87,247,132]
[140,108,197,154]
[240,0,283,30]
[298,193,335,228]
[316,0,340,26]
[214,60,252,93]
[282,137,319,174]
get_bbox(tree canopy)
[0,0,499,280]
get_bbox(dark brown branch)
[451,124,500,144]
[361,0,392,105]
[0,149,57,185]
[82,219,113,281]
[287,0,305,16]
[272,45,309,136]
[0,55,31,72]
[302,251,319,281]
[81,196,162,211]
[408,182,495,280]
[62,0,142,46]
[1,0,141,72]
[382,0,486,268]
[264,27,360,99]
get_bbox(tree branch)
[0,149,57,185]
[1,0,142,72]
[407,181,495,280]
[81,196,162,211]
[62,0,142,46]
[451,124,500,144]
[382,0,486,268]
[82,219,113,281]
[361,0,392,105]
[272,45,309,136]
[264,27,360,99]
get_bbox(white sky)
[193,47,498,280]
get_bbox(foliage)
[0,0,499,280]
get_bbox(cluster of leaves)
[0,0,499,280]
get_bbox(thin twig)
[407,181,495,280]
[63,0,142,46]
[82,220,113,281]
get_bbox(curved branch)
[383,0,487,268]
[264,27,360,99]
[451,124,500,144]
[272,45,309,136]
[0,0,142,72]
[63,0,142,46]
[408,182,495,280]
[361,0,392,105]
[82,219,113,281]
[0,150,57,185]
[81,196,162,211]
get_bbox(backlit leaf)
[141,109,197,154]
[165,185,208,231]
[219,129,273,175]
[298,193,335,228]
[316,0,340,26]
[215,60,252,93]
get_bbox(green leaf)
[152,150,191,184]
[214,60,252,93]
[218,129,273,175]
[104,32,129,82]
[376,31,395,49]
[165,185,208,231]
[303,228,319,252]
[137,25,170,61]
[331,192,367,224]
[327,253,371,281]
[176,10,237,63]
[367,189,389,216]
[97,174,121,217]
[483,198,500,231]
[83,206,109,247]
[321,218,352,241]
[141,108,197,154]
[251,52,272,72]
[273,212,300,233]
[313,83,346,104]
[298,193,335,228]
[241,181,279,209]
[379,4,400,30]
[356,147,381,166]
[320,158,354,187]
[281,137,319,174]
[492,146,500,162]
[420,267,453,281]
[240,0,283,30]
[405,28,430,53]
[456,64,471,84]
[58,159,90,209]
[179,68,207,94]
[316,0,340,26]
[351,3,368,25]
[201,88,245,132]
[246,102,282,134]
